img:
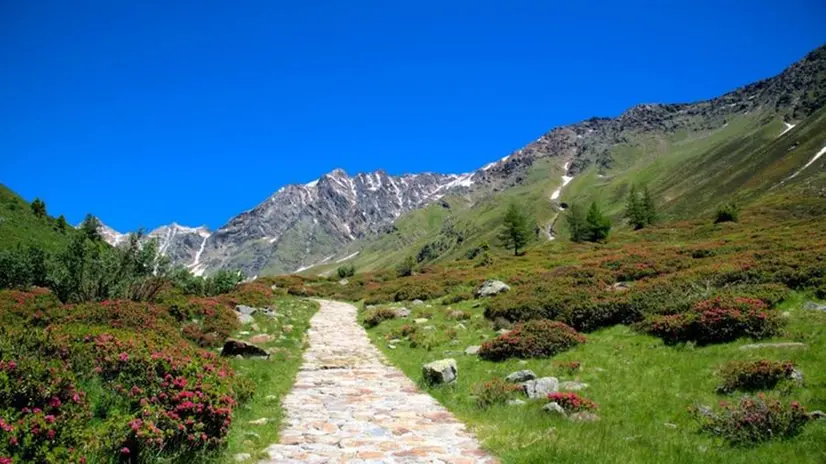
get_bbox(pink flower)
[44,415,56,424]
[6,361,16,370]
[119,353,129,362]
[120,447,130,455]
[49,397,62,408]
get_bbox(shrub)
[362,307,397,328]
[478,320,585,361]
[337,265,355,279]
[547,392,598,412]
[446,309,470,320]
[442,291,472,305]
[472,378,521,408]
[396,256,416,277]
[636,296,783,345]
[392,279,447,302]
[715,203,740,223]
[717,360,797,393]
[393,324,418,338]
[690,396,810,445]
[555,360,581,375]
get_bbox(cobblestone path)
[260,299,496,463]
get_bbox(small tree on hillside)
[566,203,588,242]
[641,185,657,226]
[56,215,69,233]
[585,201,611,242]
[623,184,646,230]
[497,203,533,256]
[714,203,740,224]
[31,198,46,218]
[337,264,356,279]
[80,214,102,242]
[396,256,416,277]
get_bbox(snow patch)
[336,251,359,263]
[187,234,210,272]
[787,145,826,180]
[550,161,575,201]
[305,179,319,188]
[779,121,796,137]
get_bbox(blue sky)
[1,1,824,231]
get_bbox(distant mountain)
[97,221,212,275]
[96,44,826,277]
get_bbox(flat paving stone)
[259,299,497,463]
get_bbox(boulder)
[505,370,537,383]
[414,318,429,324]
[559,381,589,391]
[234,453,252,462]
[507,399,527,406]
[236,305,258,315]
[412,299,425,306]
[464,345,481,355]
[394,307,411,318]
[803,301,826,311]
[248,418,268,425]
[739,342,807,350]
[809,410,826,420]
[543,402,567,417]
[221,339,270,359]
[522,377,559,399]
[422,359,458,385]
[609,282,630,292]
[338,278,349,286]
[476,280,511,297]
[791,368,805,386]
[237,313,255,325]
[496,328,512,336]
[454,323,467,330]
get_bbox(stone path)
[260,300,496,463]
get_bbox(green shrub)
[472,378,521,408]
[337,265,356,279]
[442,291,472,305]
[717,360,797,393]
[362,307,397,328]
[478,320,585,361]
[396,256,416,277]
[715,203,740,224]
[690,397,811,445]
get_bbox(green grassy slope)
[0,184,73,252]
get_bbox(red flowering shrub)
[171,298,239,348]
[478,320,585,361]
[472,378,522,408]
[636,296,782,345]
[219,282,275,308]
[690,396,811,445]
[547,392,598,412]
[0,354,88,463]
[717,360,797,393]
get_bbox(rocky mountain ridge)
[101,44,826,277]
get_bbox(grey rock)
[803,301,826,311]
[569,412,600,422]
[476,280,511,297]
[394,307,411,318]
[609,282,630,292]
[464,345,481,355]
[422,359,458,385]
[559,381,589,391]
[543,402,567,416]
[496,328,512,336]
[412,299,425,306]
[809,410,826,420]
[455,323,467,330]
[248,418,268,425]
[791,368,805,386]
[414,318,429,324]
[338,278,349,286]
[507,399,527,406]
[237,313,255,324]
[522,377,559,399]
[664,423,678,429]
[739,342,807,350]
[505,370,537,383]
[236,304,258,315]
[234,453,252,462]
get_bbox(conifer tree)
[585,201,611,242]
[623,184,646,230]
[641,185,657,225]
[566,203,588,242]
[498,203,533,255]
[31,198,46,218]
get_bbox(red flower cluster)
[478,319,585,361]
[547,392,598,412]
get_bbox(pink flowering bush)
[547,392,598,413]
[636,296,783,345]
[478,320,586,361]
[690,396,811,445]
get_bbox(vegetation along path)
[261,299,497,463]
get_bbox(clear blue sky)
[1,1,824,231]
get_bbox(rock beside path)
[221,339,269,358]
[803,301,826,311]
[506,370,537,383]
[423,359,458,385]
